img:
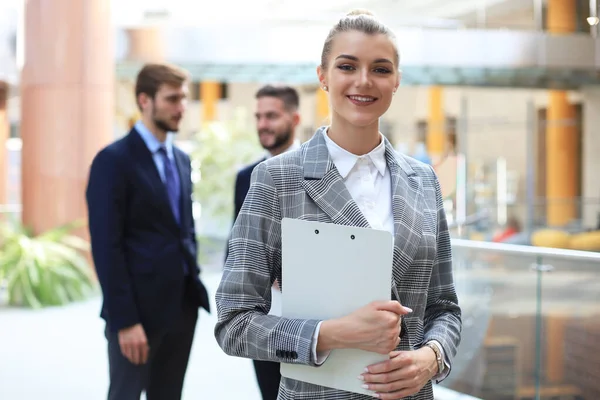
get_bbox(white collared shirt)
[322,129,394,236]
[134,120,175,183]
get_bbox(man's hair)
[255,85,300,112]
[135,63,189,109]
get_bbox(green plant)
[0,220,98,308]
[189,107,264,237]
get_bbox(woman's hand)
[317,301,412,354]
[359,348,438,399]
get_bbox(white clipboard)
[280,218,394,396]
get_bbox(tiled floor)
[0,272,259,400]
[0,271,477,400]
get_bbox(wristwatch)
[425,341,444,375]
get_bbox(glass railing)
[443,238,600,400]
[448,198,600,254]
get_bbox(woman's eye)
[337,65,355,71]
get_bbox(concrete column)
[125,27,165,63]
[546,0,578,226]
[124,27,164,127]
[316,87,329,127]
[547,0,577,33]
[581,87,600,228]
[427,86,445,161]
[200,81,221,123]
[546,91,578,226]
[20,0,114,235]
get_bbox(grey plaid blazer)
[215,127,461,399]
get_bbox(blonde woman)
[215,10,461,400]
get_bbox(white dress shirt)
[322,130,394,236]
[309,129,448,379]
[134,120,175,183]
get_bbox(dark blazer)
[86,128,210,335]
[234,158,265,221]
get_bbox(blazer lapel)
[300,129,425,281]
[301,128,370,228]
[384,140,424,282]
[127,130,180,231]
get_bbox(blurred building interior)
[0,1,599,399]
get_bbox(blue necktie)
[157,146,181,225]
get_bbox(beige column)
[545,0,578,226]
[200,81,221,122]
[0,81,8,205]
[125,27,165,63]
[123,27,164,126]
[427,86,445,162]
[316,86,330,126]
[20,0,114,235]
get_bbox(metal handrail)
[451,237,600,262]
[447,210,489,229]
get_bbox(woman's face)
[318,31,400,129]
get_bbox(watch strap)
[425,341,444,375]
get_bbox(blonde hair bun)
[346,8,375,17]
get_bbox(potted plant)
[0,220,97,308]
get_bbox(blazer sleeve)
[422,165,462,378]
[215,162,321,365]
[86,148,139,332]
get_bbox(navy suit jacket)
[234,158,265,221]
[86,128,210,335]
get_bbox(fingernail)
[361,384,369,389]
[404,306,413,313]
[364,367,370,373]
[357,375,364,381]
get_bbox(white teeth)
[348,96,375,102]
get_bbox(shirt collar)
[322,128,387,179]
[135,120,174,158]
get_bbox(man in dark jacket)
[86,63,210,400]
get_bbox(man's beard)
[261,127,292,152]
[152,106,179,133]
[154,117,178,133]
